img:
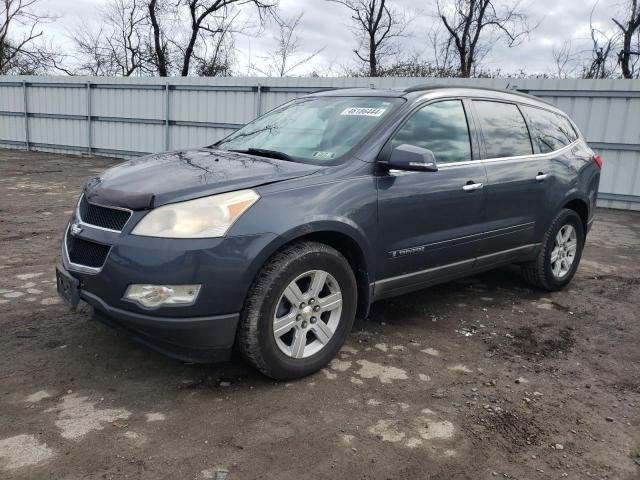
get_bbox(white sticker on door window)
[340,107,387,117]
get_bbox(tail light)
[592,154,602,169]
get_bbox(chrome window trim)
[62,224,111,275]
[76,194,133,233]
[383,93,580,175]
[438,138,579,170]
[386,136,578,176]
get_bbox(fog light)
[124,284,201,308]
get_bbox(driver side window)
[391,100,472,164]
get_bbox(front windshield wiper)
[227,148,295,162]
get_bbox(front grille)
[66,230,110,269]
[78,195,131,231]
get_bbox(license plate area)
[56,264,80,310]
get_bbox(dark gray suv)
[56,86,601,379]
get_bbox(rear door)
[471,100,549,262]
[375,99,488,297]
[520,105,582,229]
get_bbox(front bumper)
[83,289,239,362]
[61,217,278,362]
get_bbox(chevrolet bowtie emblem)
[70,223,83,236]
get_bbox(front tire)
[522,208,585,291]
[238,242,357,380]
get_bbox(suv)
[56,86,601,379]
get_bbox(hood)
[84,149,321,210]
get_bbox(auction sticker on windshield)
[340,107,387,117]
[312,151,335,160]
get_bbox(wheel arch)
[561,195,590,237]
[247,222,373,321]
[298,230,371,321]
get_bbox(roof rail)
[402,84,452,93]
[402,84,554,106]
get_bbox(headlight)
[131,189,259,238]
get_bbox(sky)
[34,0,625,76]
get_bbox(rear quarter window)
[473,101,533,159]
[522,106,578,153]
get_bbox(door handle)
[535,172,548,181]
[462,182,483,192]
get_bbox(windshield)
[215,96,402,163]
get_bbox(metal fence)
[1,75,639,210]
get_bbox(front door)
[376,99,488,298]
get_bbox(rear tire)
[238,241,357,380]
[522,208,585,291]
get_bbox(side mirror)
[386,144,438,172]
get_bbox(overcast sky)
[36,0,623,76]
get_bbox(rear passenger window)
[391,100,471,164]
[523,106,578,153]
[474,101,533,158]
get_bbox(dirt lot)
[0,148,639,480]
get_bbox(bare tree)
[252,12,325,76]
[427,21,456,75]
[72,25,117,76]
[72,0,153,76]
[105,0,151,75]
[582,30,618,79]
[435,0,536,77]
[148,0,169,75]
[552,39,577,78]
[0,0,60,74]
[612,0,640,78]
[147,0,275,77]
[582,4,620,79]
[193,10,238,76]
[327,0,406,77]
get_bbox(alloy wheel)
[550,224,578,279]
[272,270,343,358]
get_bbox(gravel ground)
[0,148,639,480]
